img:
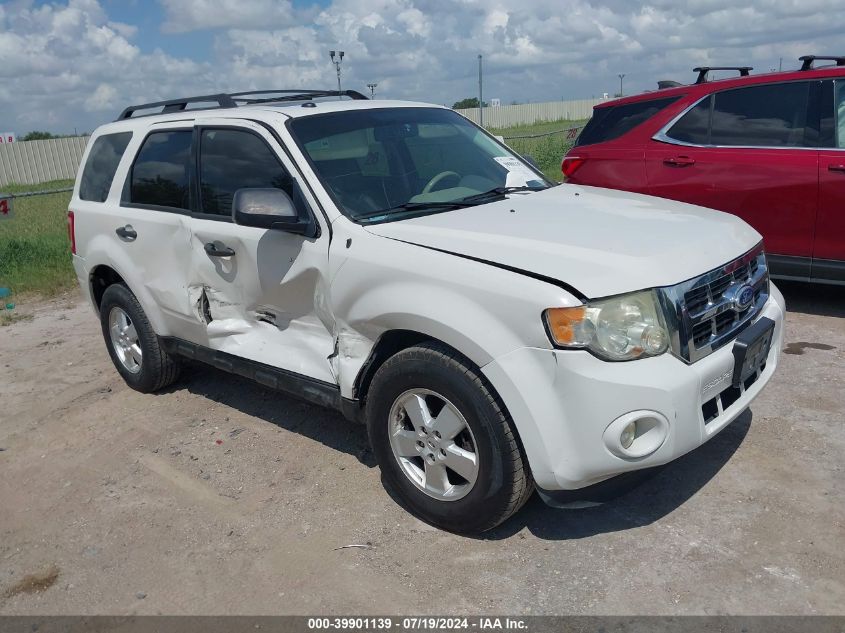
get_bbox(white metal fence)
[456,98,602,128]
[0,136,89,186]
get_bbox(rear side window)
[668,82,812,147]
[199,129,294,216]
[79,132,132,202]
[576,96,680,146]
[129,131,192,209]
[710,82,810,146]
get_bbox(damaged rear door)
[185,120,337,385]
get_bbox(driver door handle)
[828,164,845,173]
[663,156,696,167]
[115,225,137,241]
[204,242,236,258]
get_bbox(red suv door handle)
[663,156,696,167]
[827,164,845,173]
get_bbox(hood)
[363,185,762,299]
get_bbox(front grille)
[660,245,769,363]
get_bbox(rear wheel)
[99,284,181,393]
[367,342,533,533]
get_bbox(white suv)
[69,89,785,532]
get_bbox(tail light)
[67,210,76,255]
[561,156,586,179]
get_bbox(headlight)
[544,290,670,361]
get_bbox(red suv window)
[663,81,813,147]
[575,96,680,146]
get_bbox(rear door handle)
[828,164,845,173]
[663,156,696,167]
[204,242,236,258]
[115,225,137,241]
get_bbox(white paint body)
[70,100,785,492]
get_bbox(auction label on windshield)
[492,156,543,187]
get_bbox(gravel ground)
[0,281,843,615]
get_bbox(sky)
[1,0,844,134]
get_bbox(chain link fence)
[0,184,75,295]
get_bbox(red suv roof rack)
[799,55,845,71]
[693,67,753,84]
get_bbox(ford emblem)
[731,284,755,311]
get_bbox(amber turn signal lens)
[545,306,586,345]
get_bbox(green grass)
[491,118,587,182]
[0,179,75,296]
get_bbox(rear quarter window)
[79,132,132,202]
[576,96,680,146]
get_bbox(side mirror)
[232,186,317,238]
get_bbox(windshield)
[287,107,550,222]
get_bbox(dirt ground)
[0,281,843,616]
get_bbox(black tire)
[99,283,181,393]
[366,341,533,533]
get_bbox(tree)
[21,131,57,141]
[452,97,488,109]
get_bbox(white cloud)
[2,0,845,133]
[159,0,296,33]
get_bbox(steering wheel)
[421,171,461,194]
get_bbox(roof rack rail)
[799,55,845,71]
[693,66,753,84]
[115,89,369,121]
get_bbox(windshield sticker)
[493,156,543,187]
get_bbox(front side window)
[288,108,549,222]
[129,131,192,209]
[709,82,810,147]
[79,132,132,202]
[199,129,294,216]
[576,96,680,146]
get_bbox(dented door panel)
[187,217,337,385]
[185,117,338,385]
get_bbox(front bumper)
[482,284,785,491]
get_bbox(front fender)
[329,228,579,399]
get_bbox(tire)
[99,283,181,393]
[366,341,533,533]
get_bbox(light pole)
[478,54,484,127]
[617,73,626,97]
[329,50,344,96]
[367,82,378,98]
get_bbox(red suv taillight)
[67,210,76,255]
[561,156,586,179]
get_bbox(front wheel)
[366,342,533,533]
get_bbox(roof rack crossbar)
[115,89,369,121]
[799,55,845,71]
[693,66,753,84]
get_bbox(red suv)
[562,56,845,284]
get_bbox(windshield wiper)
[356,200,475,221]
[457,185,547,204]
